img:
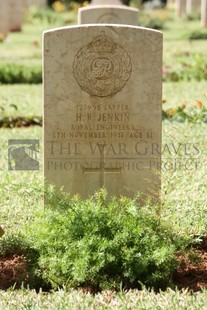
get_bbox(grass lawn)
[163,81,207,109]
[0,85,42,117]
[0,288,207,309]
[0,4,207,308]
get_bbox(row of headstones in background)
[201,0,207,26]
[176,0,207,27]
[177,0,199,15]
[0,0,47,39]
[44,2,162,202]
[78,0,139,26]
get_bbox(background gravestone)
[44,25,162,202]
[201,0,207,27]
[23,0,36,9]
[167,0,175,6]
[36,0,47,7]
[176,0,187,16]
[9,0,24,32]
[0,1,9,38]
[186,0,201,14]
[78,5,139,25]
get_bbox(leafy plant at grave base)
[0,232,46,290]
[139,12,166,30]
[162,103,207,123]
[0,116,42,128]
[185,12,201,21]
[25,6,64,25]
[26,187,188,292]
[0,64,42,84]
[183,29,207,40]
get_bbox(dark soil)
[0,236,207,292]
[0,116,42,128]
[0,255,28,290]
[173,235,207,292]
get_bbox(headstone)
[0,1,9,39]
[78,6,139,25]
[176,0,187,16]
[9,0,24,32]
[201,0,207,26]
[23,0,28,10]
[167,0,176,6]
[186,0,201,14]
[23,0,34,9]
[91,0,123,5]
[43,25,162,202]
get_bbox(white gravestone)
[186,0,201,14]
[167,0,175,6]
[0,1,9,38]
[201,0,207,26]
[23,0,36,9]
[43,25,162,202]
[9,0,24,32]
[78,5,139,25]
[36,0,47,7]
[23,0,47,9]
[176,0,187,16]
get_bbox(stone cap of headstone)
[0,1,9,39]
[78,5,139,25]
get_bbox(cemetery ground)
[0,6,207,309]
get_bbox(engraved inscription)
[73,32,132,97]
[91,58,114,79]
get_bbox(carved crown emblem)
[92,31,114,53]
[73,32,132,97]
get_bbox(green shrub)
[0,232,31,257]
[27,188,181,291]
[162,105,207,123]
[0,64,42,84]
[184,29,207,40]
[139,14,165,30]
[0,116,42,128]
[163,53,207,82]
[25,6,64,25]
[186,12,200,21]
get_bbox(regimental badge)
[73,31,132,97]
